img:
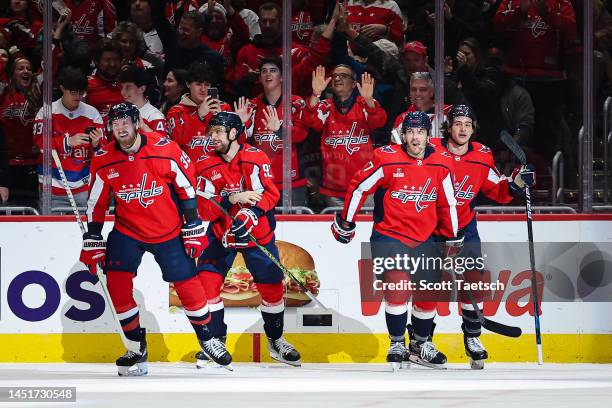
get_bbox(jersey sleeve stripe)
[441,172,459,236]
[86,174,105,222]
[249,164,265,193]
[346,166,384,221]
[170,159,196,198]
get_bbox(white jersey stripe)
[250,165,265,193]
[170,159,195,198]
[86,173,105,222]
[441,172,458,236]
[346,167,384,222]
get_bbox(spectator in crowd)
[165,11,225,90]
[199,0,250,101]
[119,65,167,134]
[167,62,238,161]
[493,0,578,180]
[85,38,123,124]
[33,66,104,208]
[307,64,387,207]
[391,72,451,141]
[234,2,282,97]
[129,0,174,61]
[0,45,9,94]
[0,53,40,207]
[245,57,312,205]
[0,0,42,62]
[59,0,117,49]
[346,0,404,47]
[160,68,188,115]
[231,0,260,39]
[111,21,164,79]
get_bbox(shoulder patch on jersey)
[197,155,210,162]
[479,144,491,153]
[439,150,452,157]
[94,149,109,157]
[245,146,261,153]
[379,145,397,153]
[292,98,306,110]
[155,137,172,146]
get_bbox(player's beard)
[116,128,139,152]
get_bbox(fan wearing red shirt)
[307,64,387,206]
[245,57,312,205]
[86,39,124,126]
[79,102,232,376]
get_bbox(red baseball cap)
[403,41,428,56]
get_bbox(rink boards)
[1,215,611,363]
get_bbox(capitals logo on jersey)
[116,173,164,208]
[390,178,437,212]
[187,132,213,151]
[324,122,369,155]
[455,175,475,202]
[254,132,283,152]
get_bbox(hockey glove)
[331,213,356,244]
[231,208,259,239]
[510,164,536,195]
[222,230,250,248]
[181,219,208,259]
[444,232,464,260]
[79,232,106,274]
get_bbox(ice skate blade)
[469,358,485,370]
[270,353,302,367]
[389,362,401,372]
[196,359,223,369]
[408,356,447,370]
[117,362,148,377]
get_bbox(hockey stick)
[448,267,522,338]
[51,150,131,349]
[204,195,328,310]
[500,130,543,363]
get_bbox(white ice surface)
[1,363,611,407]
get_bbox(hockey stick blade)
[500,130,527,165]
[204,195,327,310]
[482,317,522,338]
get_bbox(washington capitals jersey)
[245,94,310,189]
[342,144,458,244]
[166,96,233,161]
[140,101,168,135]
[429,138,514,229]
[33,100,104,195]
[63,0,117,47]
[87,132,196,244]
[85,73,123,124]
[308,96,387,197]
[0,89,36,163]
[346,0,404,46]
[196,144,280,247]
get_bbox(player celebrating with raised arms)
[426,104,535,369]
[332,111,461,370]
[194,111,301,367]
[79,102,232,376]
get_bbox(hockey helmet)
[207,111,244,139]
[447,104,477,127]
[401,110,431,134]
[108,102,140,127]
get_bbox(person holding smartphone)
[33,66,105,209]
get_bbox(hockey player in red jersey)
[245,57,312,205]
[119,65,168,135]
[308,65,387,206]
[79,102,233,376]
[332,111,461,370]
[33,67,104,208]
[167,62,241,161]
[194,111,302,367]
[427,104,536,369]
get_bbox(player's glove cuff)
[231,208,258,238]
[510,164,536,195]
[331,213,356,244]
[181,219,208,259]
[444,232,464,259]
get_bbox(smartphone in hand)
[85,126,96,142]
[208,87,219,100]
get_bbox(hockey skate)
[195,336,227,369]
[464,333,488,369]
[268,336,301,367]
[407,324,447,369]
[116,330,148,377]
[199,336,233,371]
[386,339,410,371]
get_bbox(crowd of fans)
[0,0,609,213]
